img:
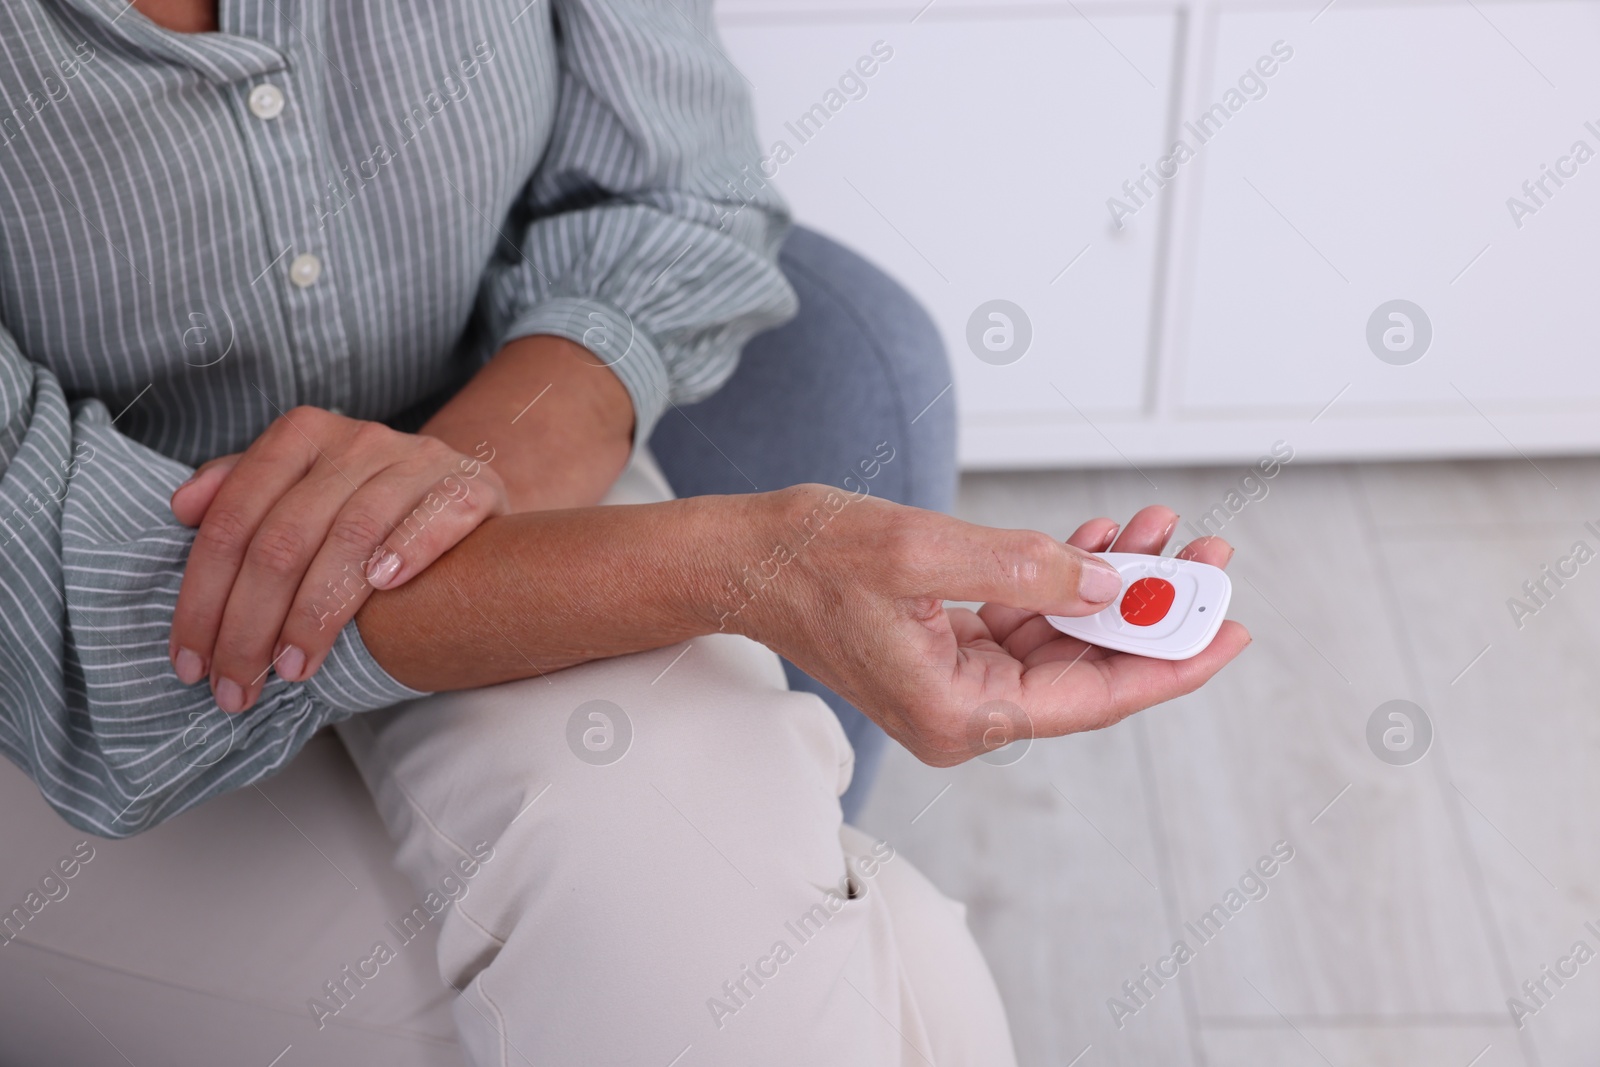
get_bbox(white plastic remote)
[1045,552,1231,661]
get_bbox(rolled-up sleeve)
[480,0,798,443]
[0,331,425,839]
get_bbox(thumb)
[910,511,1123,617]
[169,453,241,527]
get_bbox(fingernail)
[1099,524,1122,551]
[365,548,402,588]
[1079,557,1123,604]
[276,644,307,682]
[174,647,206,685]
[215,678,246,714]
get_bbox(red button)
[1120,577,1175,626]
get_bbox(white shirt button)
[248,84,285,120]
[289,253,322,288]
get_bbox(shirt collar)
[53,0,288,83]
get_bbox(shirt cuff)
[497,296,670,445]
[309,617,432,719]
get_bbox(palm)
[895,506,1249,758]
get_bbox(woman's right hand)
[726,486,1250,766]
[344,483,1245,745]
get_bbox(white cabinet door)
[1174,1,1600,419]
[718,10,1181,426]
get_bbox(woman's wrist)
[699,484,846,647]
[421,334,635,512]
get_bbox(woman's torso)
[0,0,557,462]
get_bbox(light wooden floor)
[857,459,1600,1067]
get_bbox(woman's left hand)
[168,406,508,712]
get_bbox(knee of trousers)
[336,634,868,1056]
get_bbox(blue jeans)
[649,226,957,821]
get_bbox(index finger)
[170,453,241,527]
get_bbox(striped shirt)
[0,0,795,837]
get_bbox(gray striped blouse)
[0,0,795,837]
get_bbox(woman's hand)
[730,488,1250,766]
[168,406,508,712]
[342,486,1244,753]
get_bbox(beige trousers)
[335,453,1017,1066]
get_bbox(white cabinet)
[718,10,1180,421]
[717,1,1600,468]
[1175,2,1600,415]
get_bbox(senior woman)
[0,0,1249,1062]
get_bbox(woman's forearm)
[353,493,760,691]
[352,485,1251,772]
